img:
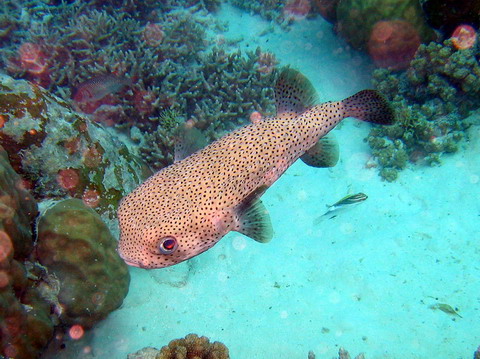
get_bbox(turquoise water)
[1,1,479,359]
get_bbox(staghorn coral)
[0,4,224,122]
[228,0,285,23]
[366,39,477,180]
[136,47,278,170]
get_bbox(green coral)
[35,199,130,328]
[367,39,475,180]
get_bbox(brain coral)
[157,333,229,359]
[35,199,130,328]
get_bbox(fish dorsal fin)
[300,133,339,168]
[235,186,273,243]
[275,68,319,119]
[173,124,208,162]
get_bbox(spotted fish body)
[117,69,394,269]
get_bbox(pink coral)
[18,42,48,75]
[283,0,312,21]
[142,23,165,47]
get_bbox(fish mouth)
[117,247,143,268]
[122,258,142,268]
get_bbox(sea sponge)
[157,333,230,359]
[35,198,130,328]
[367,20,421,70]
[336,0,435,51]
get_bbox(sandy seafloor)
[45,4,480,359]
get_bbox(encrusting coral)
[366,39,476,181]
[0,73,148,218]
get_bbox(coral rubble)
[35,198,130,328]
[367,39,476,180]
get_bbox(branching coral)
[366,39,476,181]
[228,0,286,24]
[135,47,278,170]
[0,1,279,173]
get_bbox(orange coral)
[157,333,229,359]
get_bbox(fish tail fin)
[342,90,395,125]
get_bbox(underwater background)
[0,0,479,358]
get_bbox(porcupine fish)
[117,69,394,269]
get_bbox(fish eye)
[158,236,178,255]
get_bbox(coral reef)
[134,47,278,170]
[127,334,229,359]
[0,146,55,359]
[367,39,476,180]
[0,3,278,171]
[0,152,130,357]
[474,346,480,359]
[0,73,148,217]
[35,198,130,328]
[228,0,286,24]
[335,0,435,52]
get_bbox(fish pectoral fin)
[300,133,339,168]
[275,68,319,119]
[174,124,208,162]
[236,197,273,243]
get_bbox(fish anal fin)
[275,68,319,118]
[235,186,273,243]
[300,133,339,168]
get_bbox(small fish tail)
[342,90,395,125]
